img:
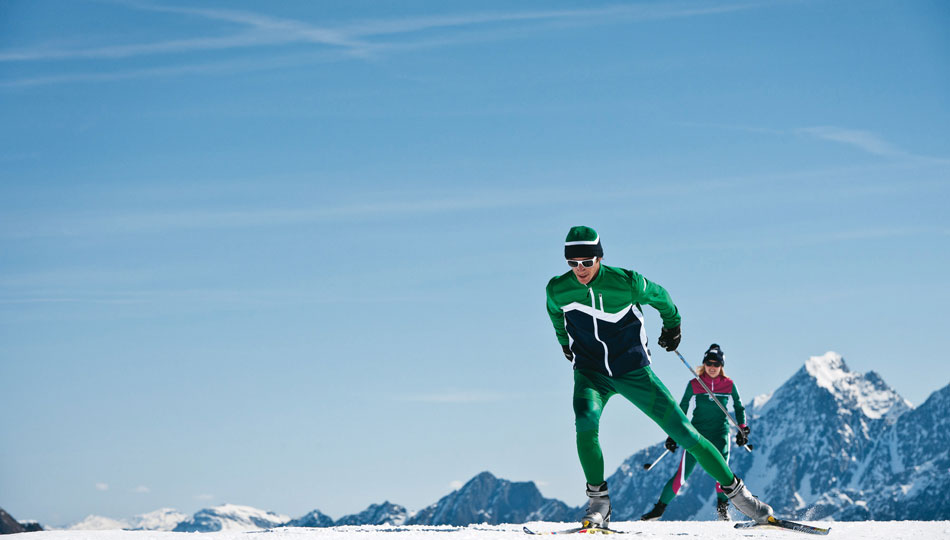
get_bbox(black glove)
[736,425,751,447]
[657,325,681,352]
[665,437,678,452]
[562,344,574,363]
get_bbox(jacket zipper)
[590,288,611,376]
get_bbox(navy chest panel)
[562,303,650,376]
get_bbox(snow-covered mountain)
[406,471,574,525]
[606,352,948,521]
[736,353,912,518]
[48,353,949,530]
[65,514,130,530]
[334,502,408,526]
[841,382,950,519]
[284,509,335,528]
[172,504,289,532]
[126,508,189,531]
[64,508,187,531]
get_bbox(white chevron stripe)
[561,302,635,323]
[633,303,650,363]
[565,234,600,246]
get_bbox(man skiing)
[640,343,750,521]
[545,226,772,530]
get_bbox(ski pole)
[642,449,669,471]
[672,349,753,452]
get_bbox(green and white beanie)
[564,226,603,259]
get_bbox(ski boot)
[716,499,730,521]
[639,501,666,521]
[581,482,611,529]
[722,477,773,524]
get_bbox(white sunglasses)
[567,258,597,268]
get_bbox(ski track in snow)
[26,521,950,540]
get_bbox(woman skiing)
[640,343,751,521]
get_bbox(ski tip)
[523,524,623,535]
[734,517,831,535]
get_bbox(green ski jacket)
[545,264,681,377]
[679,374,747,432]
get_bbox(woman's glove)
[736,425,751,446]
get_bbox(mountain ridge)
[56,352,949,530]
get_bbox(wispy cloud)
[122,1,364,49]
[95,482,109,491]
[0,287,307,309]
[0,32,293,62]
[796,126,907,158]
[683,121,911,158]
[132,485,151,494]
[683,121,949,164]
[664,226,942,254]
[2,1,767,61]
[334,2,765,39]
[0,187,585,238]
[0,49,343,88]
[0,1,365,62]
[798,126,950,164]
[0,1,772,87]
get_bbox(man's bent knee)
[574,399,602,433]
[663,422,702,450]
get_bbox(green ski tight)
[573,366,736,487]
[659,427,731,504]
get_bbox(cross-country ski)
[523,525,626,535]
[734,516,831,535]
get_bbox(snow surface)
[20,521,950,540]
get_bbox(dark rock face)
[19,523,43,533]
[406,471,574,525]
[334,502,407,526]
[0,508,43,535]
[0,508,25,535]
[285,509,335,528]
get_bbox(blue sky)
[1,0,948,527]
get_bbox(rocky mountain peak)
[406,471,572,526]
[803,352,911,421]
[172,504,289,532]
